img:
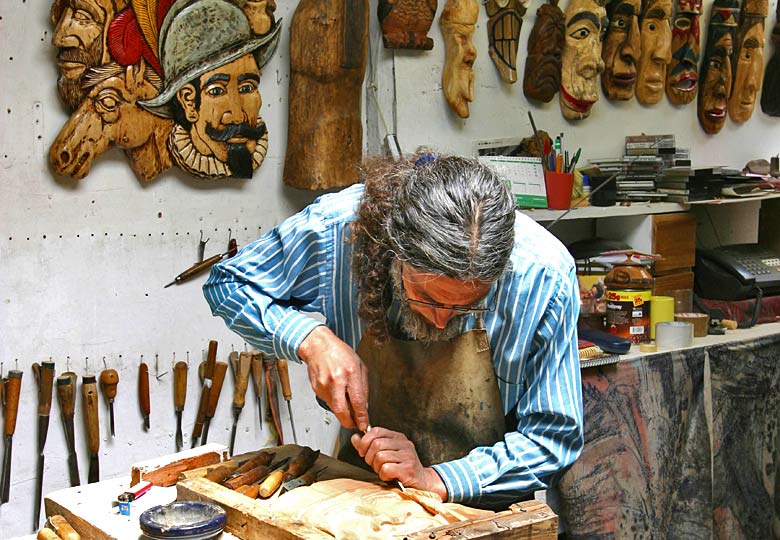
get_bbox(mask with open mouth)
[666,0,702,104]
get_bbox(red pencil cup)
[544,171,574,210]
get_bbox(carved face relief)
[560,0,607,120]
[602,0,641,100]
[636,0,672,104]
[729,0,768,122]
[760,3,780,116]
[666,0,702,104]
[523,0,565,102]
[486,0,528,83]
[440,0,479,118]
[242,0,277,36]
[698,0,739,134]
[175,54,266,178]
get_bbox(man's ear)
[177,84,198,122]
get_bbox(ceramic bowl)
[139,501,227,540]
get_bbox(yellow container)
[650,295,675,339]
[605,289,652,344]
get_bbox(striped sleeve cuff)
[431,457,483,503]
[272,310,323,363]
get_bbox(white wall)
[1,0,780,537]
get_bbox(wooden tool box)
[177,444,558,540]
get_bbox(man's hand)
[298,326,370,431]
[351,427,448,501]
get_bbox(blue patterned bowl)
[139,501,227,540]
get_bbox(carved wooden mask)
[729,0,768,122]
[441,0,479,118]
[378,0,436,49]
[697,0,739,134]
[666,0,702,104]
[760,0,780,116]
[636,0,673,104]
[486,0,528,83]
[601,0,641,100]
[523,0,565,102]
[560,0,607,120]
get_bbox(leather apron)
[339,320,506,468]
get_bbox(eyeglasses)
[405,297,495,314]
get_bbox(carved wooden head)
[486,0,528,83]
[560,0,607,120]
[523,0,565,102]
[601,0,641,100]
[666,0,702,104]
[636,0,673,104]
[729,0,768,122]
[440,0,479,118]
[760,1,780,115]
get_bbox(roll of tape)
[655,321,694,349]
[674,313,709,337]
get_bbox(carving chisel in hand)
[228,352,252,455]
[276,359,298,444]
[82,374,101,483]
[192,341,218,447]
[139,362,150,431]
[33,361,56,529]
[249,351,264,430]
[99,367,119,437]
[173,361,188,451]
[200,361,228,445]
[57,373,80,486]
[0,369,22,503]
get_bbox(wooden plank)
[130,443,229,486]
[652,271,694,296]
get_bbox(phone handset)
[700,249,756,285]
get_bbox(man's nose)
[221,95,249,125]
[52,12,79,48]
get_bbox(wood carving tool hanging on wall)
[485,0,528,84]
[666,0,702,104]
[378,0,436,49]
[440,0,479,118]
[0,370,22,504]
[82,374,101,483]
[283,0,369,189]
[250,351,264,431]
[523,0,565,102]
[56,373,81,487]
[200,361,228,445]
[139,362,151,431]
[729,0,768,122]
[33,361,56,530]
[192,341,218,448]
[697,0,739,133]
[173,361,188,451]
[164,239,238,288]
[263,356,284,445]
[760,0,780,115]
[228,352,252,455]
[276,359,299,444]
[99,366,119,437]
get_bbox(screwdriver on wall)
[99,366,119,437]
[173,361,188,451]
[56,372,80,486]
[228,351,252,456]
[276,359,299,445]
[0,369,22,504]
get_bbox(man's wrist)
[424,467,449,501]
[298,325,330,364]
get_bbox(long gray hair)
[351,152,516,341]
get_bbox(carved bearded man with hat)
[139,0,280,179]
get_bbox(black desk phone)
[695,244,780,300]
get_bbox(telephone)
[694,244,780,300]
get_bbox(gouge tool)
[276,359,298,444]
[82,374,100,483]
[200,360,228,445]
[192,341,218,447]
[173,361,188,450]
[0,369,22,504]
[138,362,150,431]
[164,239,238,288]
[33,361,56,529]
[249,351,264,430]
[228,351,252,455]
[57,372,80,486]
[99,367,119,437]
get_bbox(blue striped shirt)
[204,183,583,507]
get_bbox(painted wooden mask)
[523,0,565,102]
[485,0,528,83]
[666,0,702,104]
[636,0,673,104]
[440,0,479,118]
[697,0,739,134]
[729,0,768,122]
[601,0,641,100]
[560,0,607,120]
[760,0,780,116]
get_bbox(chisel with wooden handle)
[257,457,291,498]
[0,369,22,503]
[264,356,284,445]
[173,361,188,451]
[282,466,327,492]
[192,341,218,447]
[33,361,56,529]
[138,362,150,431]
[37,528,64,540]
[49,515,81,540]
[99,368,119,437]
[276,359,298,444]
[200,361,228,445]
[57,373,80,486]
[228,352,252,455]
[250,351,264,430]
[82,375,100,483]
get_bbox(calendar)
[474,137,548,208]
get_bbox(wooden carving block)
[651,213,696,273]
[130,443,229,487]
[378,0,437,49]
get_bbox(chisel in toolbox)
[0,369,22,503]
[276,359,298,444]
[228,351,252,455]
[173,361,188,451]
[57,372,80,486]
[192,341,218,447]
[139,362,150,431]
[82,374,101,483]
[200,360,228,445]
[282,466,327,492]
[33,361,56,529]
[249,351,263,430]
[99,366,119,437]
